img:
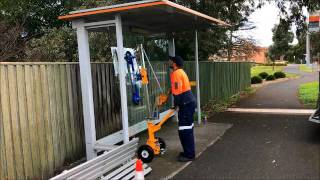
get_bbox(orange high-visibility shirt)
[170,69,191,95]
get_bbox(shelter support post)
[168,38,175,107]
[168,38,175,57]
[115,14,130,143]
[195,30,201,125]
[73,20,97,159]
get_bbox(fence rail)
[0,61,250,180]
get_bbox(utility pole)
[306,32,311,66]
[307,10,320,120]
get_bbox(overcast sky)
[239,2,308,47]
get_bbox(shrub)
[251,76,262,84]
[258,72,269,79]
[266,75,275,81]
[262,63,287,66]
[273,71,286,79]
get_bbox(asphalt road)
[174,66,320,179]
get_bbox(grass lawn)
[299,64,313,73]
[251,66,298,78]
[299,81,319,108]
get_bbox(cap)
[169,55,184,67]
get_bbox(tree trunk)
[227,30,233,61]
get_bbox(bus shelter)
[59,0,228,160]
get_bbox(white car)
[309,109,320,123]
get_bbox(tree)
[1,0,319,62]
[0,0,121,61]
[25,27,77,62]
[171,0,260,61]
[310,32,320,62]
[268,0,320,36]
[0,0,78,60]
[0,20,26,61]
[268,19,294,61]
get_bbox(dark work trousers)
[178,101,196,159]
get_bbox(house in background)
[249,47,268,64]
[210,46,269,64]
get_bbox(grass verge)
[201,87,256,116]
[299,64,313,73]
[251,65,299,78]
[251,66,284,77]
[298,81,318,108]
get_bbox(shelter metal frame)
[59,0,228,159]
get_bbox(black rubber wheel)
[137,145,154,163]
[157,137,166,153]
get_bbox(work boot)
[178,155,195,162]
[177,152,184,161]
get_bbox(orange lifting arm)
[140,68,148,85]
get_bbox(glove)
[170,106,178,111]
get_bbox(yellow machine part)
[140,68,148,85]
[157,94,168,106]
[189,81,197,86]
[146,109,175,155]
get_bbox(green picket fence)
[184,61,251,105]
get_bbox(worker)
[169,55,196,162]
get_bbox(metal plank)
[143,167,152,178]
[96,120,146,146]
[110,163,141,180]
[120,164,149,180]
[102,158,137,180]
[71,149,136,180]
[50,138,138,180]
[94,144,119,151]
[96,109,173,146]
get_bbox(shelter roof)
[58,0,229,34]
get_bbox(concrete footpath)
[134,118,232,179]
